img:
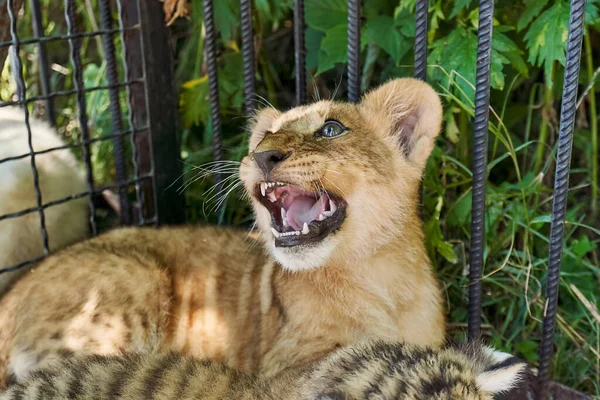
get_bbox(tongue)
[286,195,328,231]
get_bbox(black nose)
[253,149,291,176]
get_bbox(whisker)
[207,181,244,216]
[331,67,345,100]
[251,93,276,110]
[202,180,243,217]
[322,175,349,200]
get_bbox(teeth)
[329,198,337,214]
[322,210,333,217]
[279,230,301,237]
[318,213,326,221]
[260,182,266,197]
[281,208,288,227]
[271,228,280,238]
[302,223,309,234]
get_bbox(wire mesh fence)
[0,0,595,398]
[0,0,184,274]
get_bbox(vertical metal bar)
[7,0,49,255]
[99,0,131,225]
[537,0,586,397]
[136,0,185,224]
[293,0,306,105]
[115,0,145,225]
[347,0,360,102]
[203,0,223,187]
[468,0,494,341]
[413,0,428,81]
[64,0,97,235]
[240,0,256,116]
[29,0,55,125]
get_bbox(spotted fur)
[0,341,529,400]
[0,78,445,387]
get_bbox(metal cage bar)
[537,0,587,397]
[294,0,306,105]
[240,0,256,115]
[99,0,131,225]
[347,0,360,102]
[413,0,428,81]
[203,0,223,187]
[468,0,495,341]
[6,0,49,256]
[29,0,55,125]
[64,0,98,236]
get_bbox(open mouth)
[255,181,347,247]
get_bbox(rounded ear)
[360,78,442,169]
[248,107,280,152]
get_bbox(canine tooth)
[318,213,326,221]
[302,223,309,234]
[281,208,289,227]
[271,228,280,238]
[260,183,266,197]
[329,198,337,214]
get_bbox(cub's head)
[239,78,442,271]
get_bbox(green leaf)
[394,7,416,37]
[530,214,552,224]
[429,27,478,101]
[214,0,238,43]
[524,1,569,87]
[517,0,550,31]
[447,192,472,228]
[450,0,473,18]
[316,24,349,75]
[181,76,210,127]
[493,31,529,77]
[516,340,539,362]
[305,0,347,31]
[364,0,396,18]
[586,0,600,24]
[306,28,325,71]
[364,16,410,64]
[572,235,596,257]
[424,197,458,264]
[490,52,510,90]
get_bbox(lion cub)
[0,341,529,400]
[0,78,445,387]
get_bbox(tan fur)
[0,78,445,387]
[0,341,529,399]
[0,107,89,297]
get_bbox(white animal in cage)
[0,106,89,297]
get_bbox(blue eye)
[317,120,346,138]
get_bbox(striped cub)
[0,341,529,400]
[0,78,445,387]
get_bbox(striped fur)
[0,341,530,400]
[0,78,446,387]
